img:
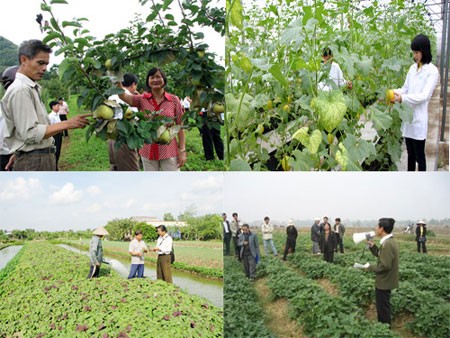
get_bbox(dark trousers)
[375,288,392,326]
[335,234,344,253]
[53,132,63,171]
[87,264,100,279]
[200,125,224,160]
[417,240,427,253]
[323,250,334,263]
[242,254,256,279]
[233,236,239,257]
[59,114,68,136]
[0,154,13,171]
[223,232,231,255]
[13,152,56,171]
[128,264,145,278]
[405,137,426,171]
[283,239,296,260]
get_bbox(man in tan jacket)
[367,218,399,327]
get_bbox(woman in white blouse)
[392,34,439,171]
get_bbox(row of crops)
[224,233,450,338]
[226,0,436,170]
[0,242,222,337]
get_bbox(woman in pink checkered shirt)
[119,68,186,171]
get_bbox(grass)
[58,96,225,171]
[63,239,223,278]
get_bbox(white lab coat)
[318,62,346,91]
[395,62,439,140]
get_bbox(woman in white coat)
[392,34,439,171]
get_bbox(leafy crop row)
[281,248,450,338]
[0,242,222,337]
[257,257,397,338]
[223,258,273,338]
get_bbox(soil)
[316,278,339,296]
[254,277,305,338]
[365,304,423,338]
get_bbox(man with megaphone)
[355,218,399,327]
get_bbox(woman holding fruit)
[390,34,439,171]
[119,67,186,171]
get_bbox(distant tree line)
[1,211,223,243]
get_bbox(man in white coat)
[392,34,439,171]
[261,216,277,256]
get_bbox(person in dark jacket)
[415,220,427,253]
[238,224,260,281]
[88,226,109,279]
[283,219,298,261]
[320,223,337,263]
[367,217,399,327]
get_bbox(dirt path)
[254,277,305,338]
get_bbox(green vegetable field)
[0,242,222,337]
[224,230,450,338]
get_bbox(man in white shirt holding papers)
[152,225,173,283]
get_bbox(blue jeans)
[128,264,144,278]
[263,239,277,255]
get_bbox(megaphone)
[353,231,375,244]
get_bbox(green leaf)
[42,32,61,45]
[269,64,288,87]
[228,0,243,29]
[50,18,59,31]
[369,105,393,132]
[62,21,82,28]
[229,159,252,171]
[165,14,175,20]
[58,57,77,80]
[41,3,51,11]
[291,150,315,171]
[393,103,414,123]
[50,0,68,4]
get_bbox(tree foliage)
[182,214,221,240]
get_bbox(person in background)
[262,216,277,256]
[1,40,90,171]
[57,97,69,137]
[238,224,260,281]
[391,34,439,171]
[311,217,321,255]
[320,223,337,263]
[118,67,186,171]
[199,107,224,161]
[88,226,109,279]
[108,73,140,171]
[333,217,346,253]
[128,230,148,278]
[415,220,427,253]
[0,66,19,171]
[230,212,240,259]
[48,101,63,170]
[182,96,191,112]
[366,218,399,327]
[319,216,330,234]
[319,47,352,91]
[152,225,173,283]
[222,213,231,256]
[283,219,298,261]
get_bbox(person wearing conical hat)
[88,226,109,279]
[415,220,427,254]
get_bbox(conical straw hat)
[93,226,109,236]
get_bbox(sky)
[0,172,448,231]
[0,0,225,66]
[0,172,224,231]
[223,172,450,225]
